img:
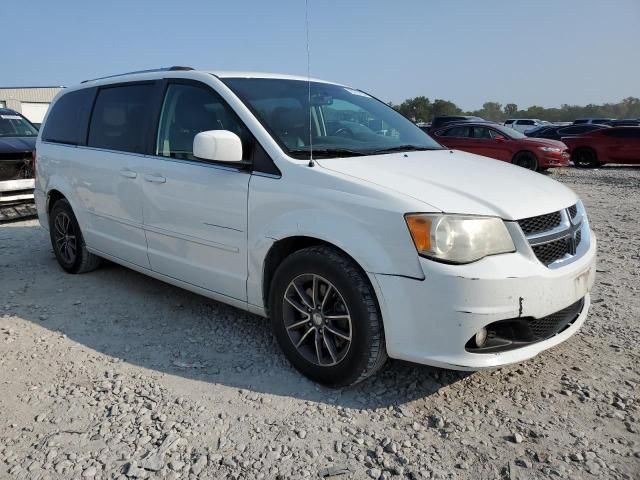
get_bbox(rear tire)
[512,151,538,171]
[49,199,101,274]
[572,148,599,168]
[269,246,387,387]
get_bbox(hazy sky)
[2,0,638,110]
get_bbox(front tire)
[512,151,538,171]
[49,199,101,274]
[269,246,387,387]
[572,148,599,168]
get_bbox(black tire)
[49,199,101,274]
[572,148,598,168]
[512,151,538,171]
[269,246,387,387]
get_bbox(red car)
[561,126,640,168]
[432,122,570,171]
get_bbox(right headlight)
[405,214,515,264]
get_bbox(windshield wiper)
[288,148,367,158]
[369,145,440,154]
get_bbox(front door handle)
[119,169,137,179]
[143,174,166,184]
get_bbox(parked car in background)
[0,108,37,206]
[607,119,640,127]
[525,123,610,141]
[504,119,549,133]
[429,115,484,132]
[573,118,613,125]
[433,122,569,171]
[35,68,596,386]
[562,126,640,167]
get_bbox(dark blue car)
[0,108,38,205]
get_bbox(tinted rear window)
[41,89,94,145]
[88,84,155,153]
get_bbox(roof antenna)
[305,0,315,167]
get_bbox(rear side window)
[517,120,534,125]
[504,120,514,125]
[88,84,155,153]
[41,89,94,145]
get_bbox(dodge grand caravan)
[35,67,597,386]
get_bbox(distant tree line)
[390,96,640,123]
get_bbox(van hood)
[317,149,577,220]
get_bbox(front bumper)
[373,230,596,370]
[540,152,570,168]
[0,178,34,204]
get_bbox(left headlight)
[405,214,516,264]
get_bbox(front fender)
[246,173,426,310]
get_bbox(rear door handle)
[119,169,137,179]
[143,174,166,184]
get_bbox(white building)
[0,86,64,126]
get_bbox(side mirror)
[494,135,506,142]
[193,130,243,162]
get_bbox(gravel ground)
[1,167,638,480]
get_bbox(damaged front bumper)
[0,156,34,204]
[372,230,597,370]
[0,178,35,204]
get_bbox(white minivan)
[504,118,549,133]
[35,67,596,386]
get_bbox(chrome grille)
[518,204,584,267]
[568,204,578,219]
[532,239,572,266]
[518,211,562,236]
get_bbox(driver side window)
[156,83,251,160]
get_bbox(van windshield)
[221,78,443,159]
[0,113,38,137]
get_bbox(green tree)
[504,103,518,116]
[468,102,504,121]
[431,99,462,119]
[395,96,432,122]
[392,95,638,124]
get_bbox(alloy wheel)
[282,274,352,367]
[53,212,77,264]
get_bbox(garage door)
[20,102,50,124]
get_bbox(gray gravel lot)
[1,167,639,479]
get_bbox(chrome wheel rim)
[283,274,352,367]
[54,212,77,264]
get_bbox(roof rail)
[81,66,194,84]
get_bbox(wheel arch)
[571,145,598,159]
[511,149,537,163]
[46,189,67,215]
[261,235,374,316]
